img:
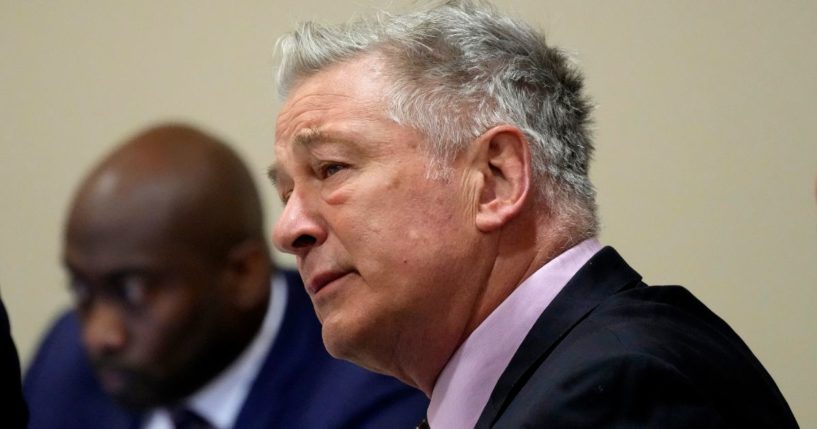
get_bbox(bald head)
[63,124,271,409]
[68,124,265,262]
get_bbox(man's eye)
[280,190,292,204]
[319,163,347,179]
[115,275,149,307]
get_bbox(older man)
[269,1,798,428]
[24,124,427,429]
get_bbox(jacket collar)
[475,247,642,428]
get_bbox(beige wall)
[2,0,815,425]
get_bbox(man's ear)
[471,125,532,232]
[223,240,271,308]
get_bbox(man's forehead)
[283,54,388,99]
[63,236,160,280]
[275,94,385,145]
[275,56,390,135]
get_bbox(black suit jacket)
[1,296,27,428]
[475,247,798,428]
[24,271,428,429]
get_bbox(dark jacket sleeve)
[1,297,28,429]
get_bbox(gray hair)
[275,0,598,239]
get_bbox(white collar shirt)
[142,274,288,429]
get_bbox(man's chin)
[320,318,359,358]
[321,323,388,374]
[109,391,159,411]
[94,368,162,410]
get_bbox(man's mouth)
[92,362,137,394]
[97,368,129,392]
[307,270,353,295]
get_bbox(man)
[269,1,799,427]
[1,295,27,428]
[24,124,427,428]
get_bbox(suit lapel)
[474,247,643,428]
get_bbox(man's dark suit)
[24,270,428,429]
[1,296,27,428]
[475,247,798,428]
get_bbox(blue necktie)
[170,407,214,429]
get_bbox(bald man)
[23,124,427,429]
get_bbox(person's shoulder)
[555,284,769,386]
[24,309,86,381]
[24,309,137,429]
[586,284,745,356]
[504,284,798,428]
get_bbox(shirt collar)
[427,239,602,429]
[142,274,288,429]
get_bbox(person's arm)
[1,296,28,429]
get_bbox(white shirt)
[142,275,288,429]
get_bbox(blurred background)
[2,0,815,425]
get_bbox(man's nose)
[81,301,127,357]
[272,189,327,256]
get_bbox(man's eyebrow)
[294,128,359,148]
[293,128,330,147]
[266,129,325,187]
[268,129,356,186]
